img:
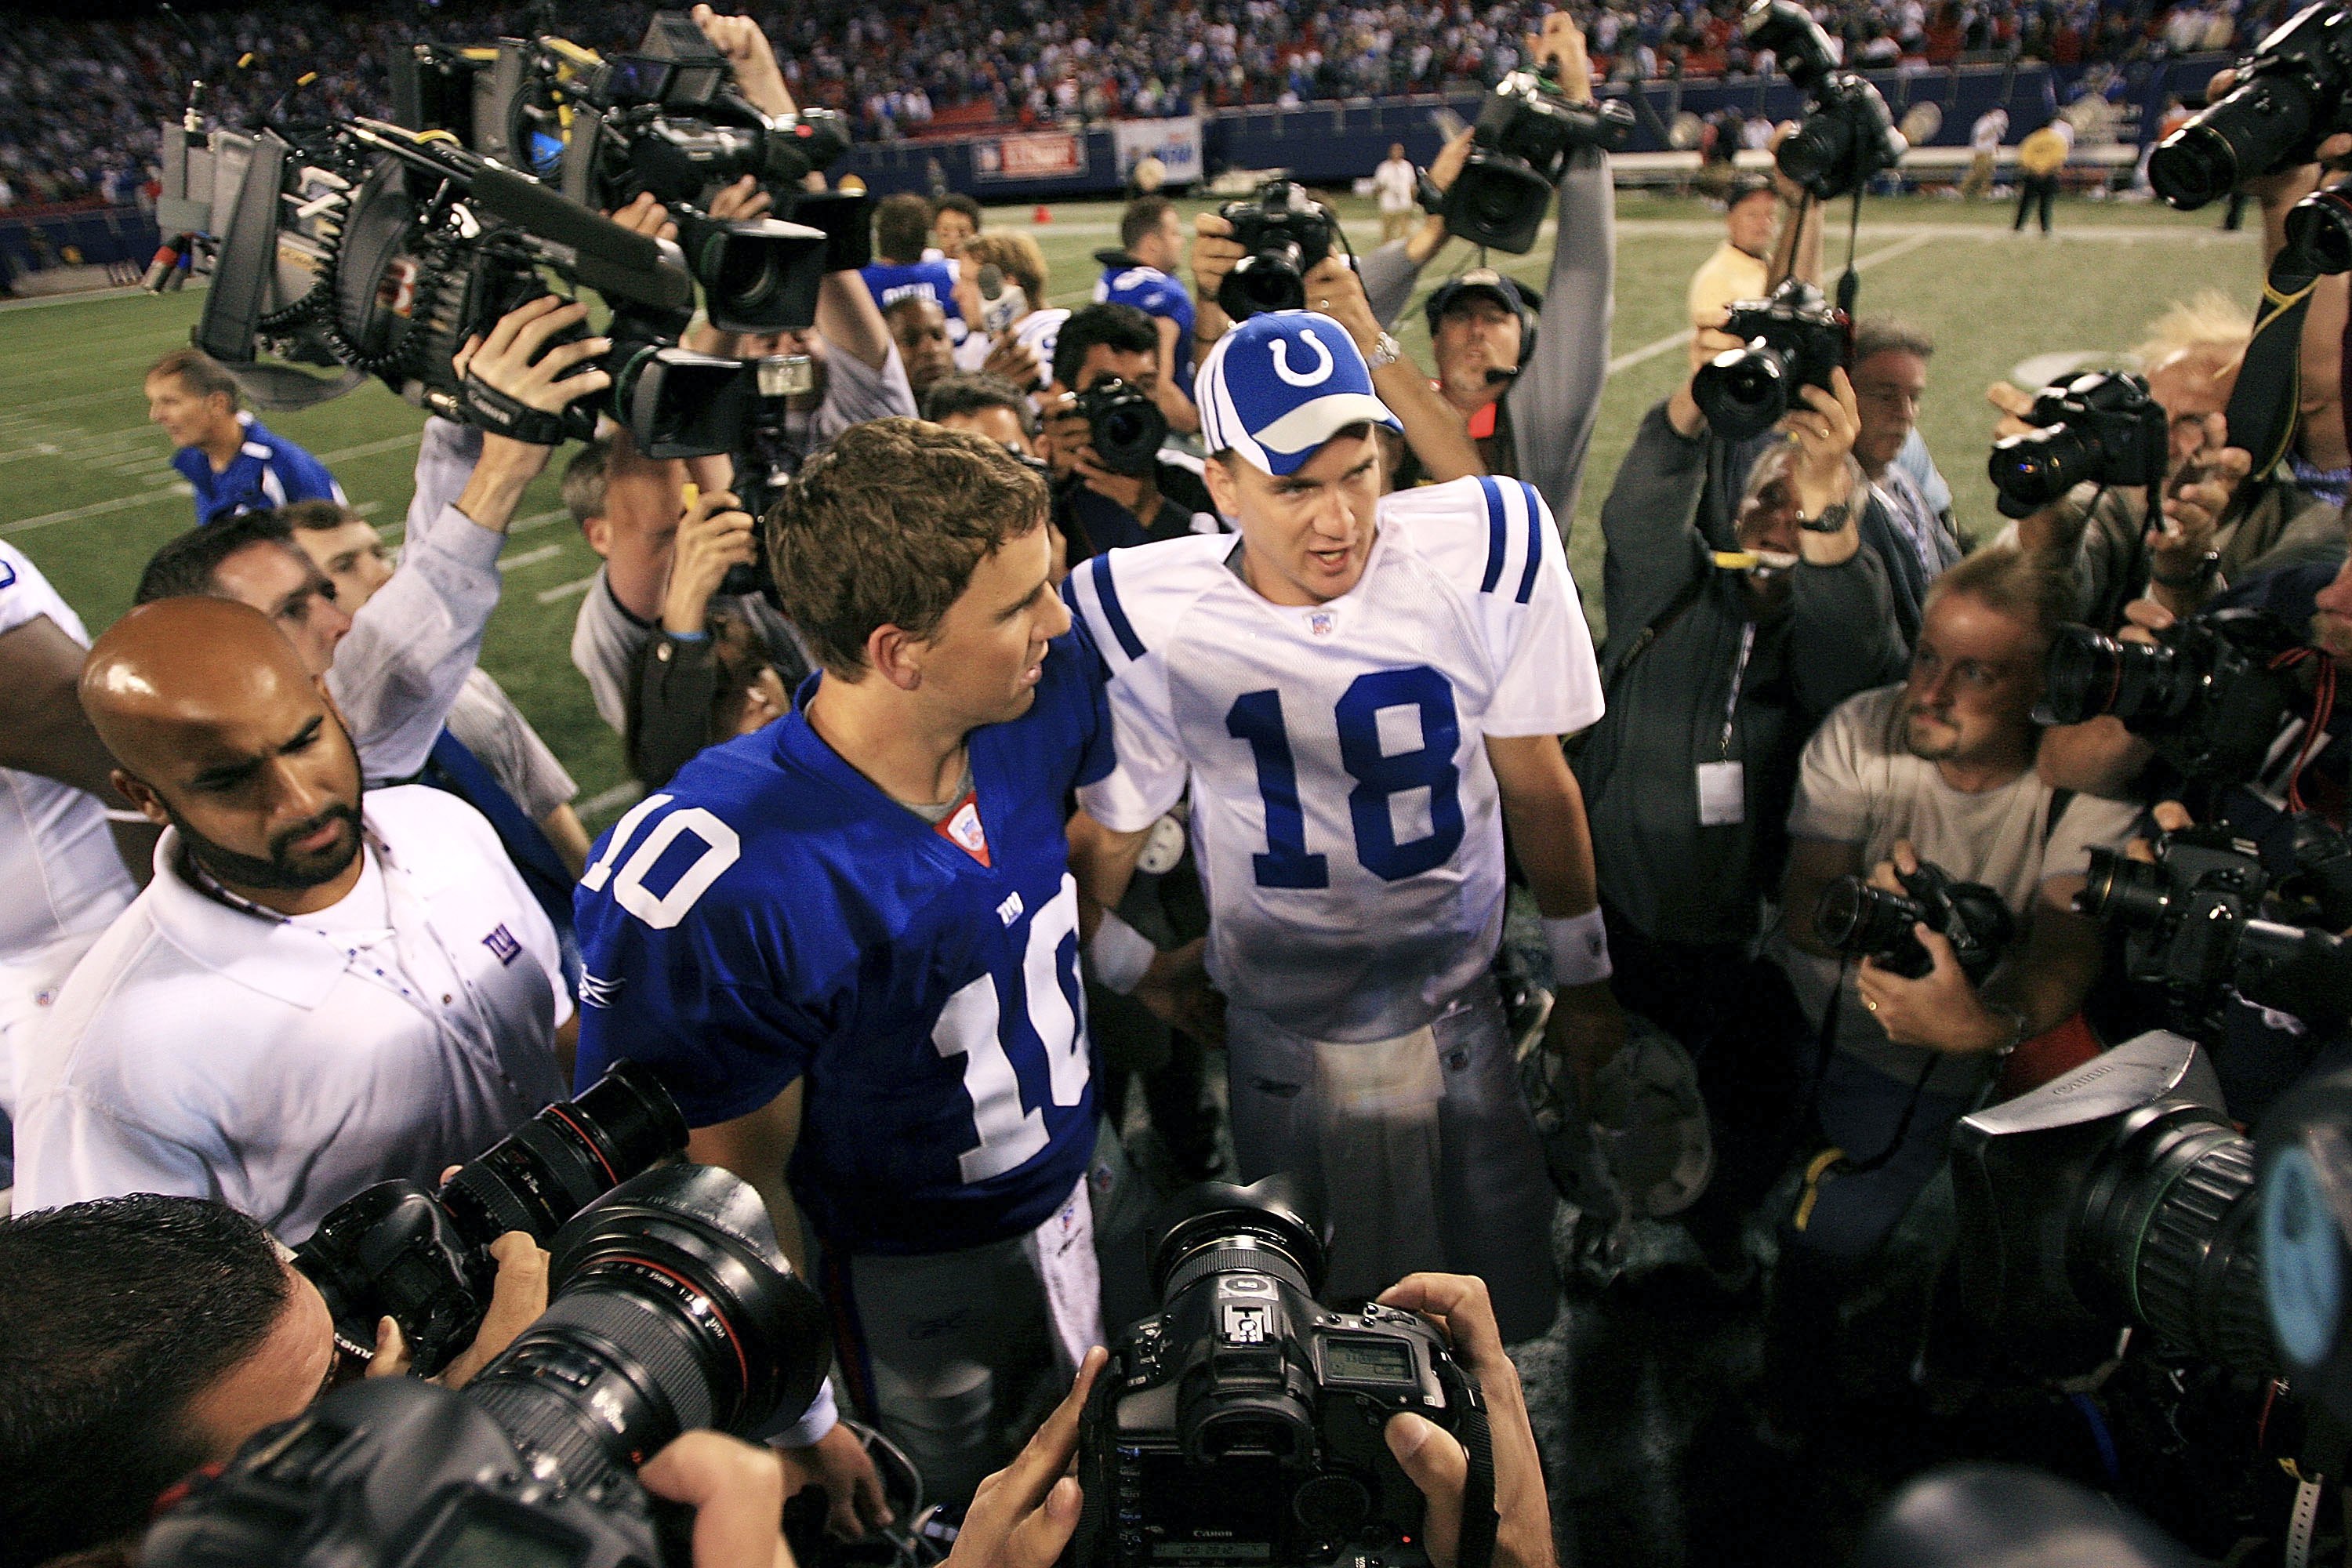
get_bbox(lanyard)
[1717,622,1757,760]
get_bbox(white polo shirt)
[13,786,571,1236]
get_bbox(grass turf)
[0,189,2261,828]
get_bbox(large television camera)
[1443,64,1633,254]
[144,1163,831,1568]
[1740,0,1906,201]
[1071,1177,1494,1568]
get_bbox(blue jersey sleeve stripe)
[1478,476,1508,594]
[1089,553,1147,660]
[1515,481,1545,605]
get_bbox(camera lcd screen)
[1323,1337,1412,1382]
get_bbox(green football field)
[0,190,2263,830]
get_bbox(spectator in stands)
[1337,14,1613,528]
[1372,141,1417,245]
[1579,365,1906,1272]
[931,191,982,261]
[1850,318,1963,646]
[136,298,595,786]
[1768,546,2138,1416]
[1686,176,1780,370]
[2013,116,2071,233]
[862,191,964,331]
[1094,194,1201,434]
[1042,304,1221,559]
[952,230,1065,393]
[146,350,346,527]
[1962,105,2009,199]
[884,295,959,402]
[13,598,570,1235]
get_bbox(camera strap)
[2225,251,2320,480]
[459,372,569,448]
[1455,1399,1501,1568]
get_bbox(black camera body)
[1987,371,2172,519]
[1443,65,1633,254]
[2151,2,2352,212]
[2038,608,2305,783]
[295,1062,688,1377]
[1813,858,2014,983]
[1216,181,1336,320]
[1074,377,1170,477]
[1069,1178,1490,1568]
[1691,278,1849,441]
[2079,822,2352,1034]
[1741,0,1906,200]
[149,1163,832,1568]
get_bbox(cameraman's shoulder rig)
[461,371,572,448]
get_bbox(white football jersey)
[0,543,134,964]
[1069,477,1602,1041]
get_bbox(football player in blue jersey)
[1064,311,1624,1344]
[1093,194,1203,437]
[573,418,1205,1507]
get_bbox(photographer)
[0,1194,550,1568]
[13,597,571,1236]
[136,299,594,787]
[1041,303,1223,558]
[944,1274,1559,1568]
[1769,549,2139,1396]
[1342,11,1613,526]
[1577,368,1907,1265]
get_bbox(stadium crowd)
[0,0,2270,209]
[6,3,2352,1568]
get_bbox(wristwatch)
[2151,550,2223,590]
[1796,499,1852,534]
[1367,331,1405,372]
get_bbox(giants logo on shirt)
[481,924,522,965]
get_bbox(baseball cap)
[1422,267,1543,339]
[1195,311,1403,477]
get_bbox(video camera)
[2037,607,2309,784]
[145,1163,832,1568]
[1987,371,2172,520]
[295,1062,688,1377]
[1740,0,1907,201]
[2077,820,2352,1036]
[1071,1177,1494,1568]
[1217,180,1338,321]
[1813,857,2014,984]
[2150,2,2352,212]
[1691,278,1849,441]
[1443,64,1633,254]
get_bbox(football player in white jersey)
[1064,310,1619,1341]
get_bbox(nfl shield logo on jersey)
[1307,610,1338,638]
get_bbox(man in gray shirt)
[568,263,915,742]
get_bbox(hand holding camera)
[1781,368,1862,524]
[666,488,760,636]
[688,5,796,120]
[1819,840,2019,1052]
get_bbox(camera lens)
[2074,847,2177,928]
[1218,249,1307,320]
[1988,424,2101,518]
[2286,183,2352,275]
[2039,626,2193,729]
[1773,113,1849,196]
[2151,73,2324,212]
[441,1061,690,1250]
[463,1165,831,1493]
[1811,875,1928,962]
[1691,345,1792,441]
[1149,1175,1328,1301]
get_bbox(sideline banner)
[973,131,1087,182]
[1111,117,1203,185]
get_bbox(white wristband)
[1089,910,1158,995]
[1543,907,1613,989]
[771,1377,839,1449]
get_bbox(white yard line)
[1607,230,1937,375]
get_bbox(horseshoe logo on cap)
[1271,329,1335,387]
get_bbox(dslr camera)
[295,1062,688,1377]
[1070,1177,1494,1568]
[1740,0,1907,201]
[1987,371,2171,519]
[146,1163,832,1568]
[1692,278,1849,441]
[1444,64,1633,255]
[2038,607,2307,783]
[2150,2,2352,212]
[1073,377,1170,477]
[1813,857,2014,983]
[2078,822,2352,1034]
[1216,180,1337,321]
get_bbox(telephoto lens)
[2147,2,2352,212]
[1813,863,2013,983]
[296,1062,690,1376]
[1813,876,1934,974]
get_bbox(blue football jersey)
[174,412,347,525]
[859,258,964,322]
[572,629,1115,1256]
[1094,263,1196,398]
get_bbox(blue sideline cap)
[1194,311,1403,476]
